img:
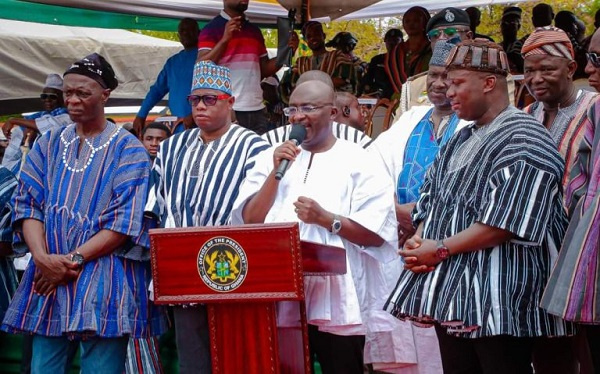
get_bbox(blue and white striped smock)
[0,166,18,322]
[2,122,164,338]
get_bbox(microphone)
[275,124,306,180]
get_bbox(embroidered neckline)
[303,153,315,184]
[60,124,120,173]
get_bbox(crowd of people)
[1,0,600,373]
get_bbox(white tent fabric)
[278,0,382,20]
[343,0,529,20]
[0,0,532,112]
[0,19,182,105]
[23,0,531,23]
[24,0,289,25]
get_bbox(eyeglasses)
[427,27,468,41]
[187,94,230,107]
[282,104,332,116]
[587,52,600,68]
[40,93,59,100]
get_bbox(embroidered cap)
[44,74,63,91]
[445,39,510,76]
[191,61,232,96]
[64,53,118,90]
[521,26,574,60]
[426,7,470,34]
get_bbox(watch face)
[72,253,84,266]
[436,247,449,260]
[332,218,342,234]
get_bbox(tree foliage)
[321,19,388,62]
[476,0,599,42]
[263,18,399,63]
[139,0,600,66]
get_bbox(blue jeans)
[31,334,129,374]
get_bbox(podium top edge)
[149,222,299,235]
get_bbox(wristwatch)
[70,251,85,268]
[435,240,450,260]
[331,215,342,235]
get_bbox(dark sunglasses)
[187,94,230,107]
[587,52,600,68]
[427,27,467,41]
[40,93,59,100]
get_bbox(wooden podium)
[150,222,346,374]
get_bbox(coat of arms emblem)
[197,236,248,292]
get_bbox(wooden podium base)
[208,301,311,374]
[150,223,345,374]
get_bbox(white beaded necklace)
[60,125,120,173]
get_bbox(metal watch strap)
[436,240,450,260]
[331,215,342,234]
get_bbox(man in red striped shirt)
[197,0,283,135]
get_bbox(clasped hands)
[399,235,442,274]
[396,202,416,246]
[33,253,81,296]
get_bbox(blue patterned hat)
[191,61,232,95]
[430,37,460,67]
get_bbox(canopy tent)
[0,19,182,115]
[325,0,530,19]
[0,0,287,30]
[0,0,531,114]
[2,0,530,31]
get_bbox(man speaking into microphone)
[232,80,399,373]
[274,123,306,180]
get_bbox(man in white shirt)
[232,80,398,373]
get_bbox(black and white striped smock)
[146,124,270,228]
[384,106,576,338]
[262,122,372,148]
